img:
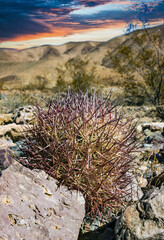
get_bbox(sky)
[0,0,163,49]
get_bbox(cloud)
[0,0,163,43]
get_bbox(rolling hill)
[0,25,164,90]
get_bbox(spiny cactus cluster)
[20,92,138,216]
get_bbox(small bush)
[52,78,68,93]
[23,76,48,91]
[55,56,97,93]
[20,92,138,216]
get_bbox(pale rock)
[0,160,85,240]
[12,105,35,124]
[124,173,143,202]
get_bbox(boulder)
[115,186,164,240]
[12,105,35,124]
[0,160,85,240]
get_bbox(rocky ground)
[0,105,164,239]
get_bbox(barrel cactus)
[21,92,138,216]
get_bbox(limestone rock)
[115,186,164,240]
[12,106,35,124]
[0,161,85,240]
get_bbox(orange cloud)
[2,16,163,44]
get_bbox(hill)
[0,25,164,90]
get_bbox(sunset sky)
[0,0,163,49]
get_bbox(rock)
[0,148,14,172]
[0,123,26,142]
[144,128,153,137]
[124,173,143,202]
[0,160,85,240]
[115,185,164,240]
[12,105,35,124]
[137,176,148,188]
[9,140,26,158]
[145,132,164,144]
[135,156,164,187]
[0,138,16,148]
[81,215,111,234]
[0,114,13,125]
[138,122,164,133]
[139,117,154,124]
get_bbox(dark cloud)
[0,10,47,40]
[0,0,78,39]
[0,0,163,41]
[78,0,112,7]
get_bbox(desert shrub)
[23,76,48,91]
[108,28,164,116]
[35,75,48,90]
[52,78,68,93]
[55,56,97,93]
[20,92,138,216]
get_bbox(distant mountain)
[0,25,163,90]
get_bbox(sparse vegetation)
[0,75,18,83]
[20,92,138,217]
[0,92,35,113]
[0,90,52,113]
